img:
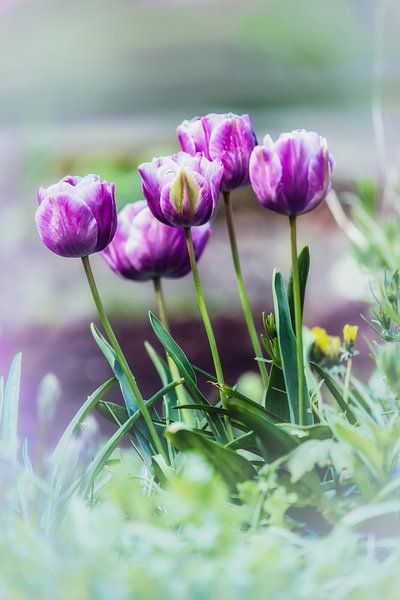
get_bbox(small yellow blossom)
[343,324,359,349]
[312,327,341,359]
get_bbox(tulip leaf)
[84,397,160,492]
[148,312,196,383]
[84,380,183,491]
[148,312,227,442]
[52,377,117,465]
[165,423,256,491]
[310,362,356,424]
[91,323,158,459]
[218,383,281,423]
[264,248,310,422]
[96,400,129,426]
[278,422,333,441]
[272,270,312,425]
[287,245,310,325]
[145,341,181,423]
[221,389,299,460]
[225,430,259,453]
[0,353,22,463]
[264,364,291,422]
[151,454,174,487]
[91,323,139,416]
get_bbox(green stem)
[343,356,353,405]
[289,215,306,425]
[81,256,167,461]
[184,227,233,439]
[223,191,269,389]
[153,277,190,427]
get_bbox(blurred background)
[0,0,399,442]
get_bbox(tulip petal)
[209,115,256,190]
[138,161,169,225]
[78,180,117,250]
[249,140,283,211]
[36,194,98,258]
[275,130,328,213]
[102,201,146,278]
[160,172,212,227]
[306,144,331,212]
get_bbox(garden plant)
[2,113,400,598]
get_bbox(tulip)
[138,152,223,228]
[36,174,166,459]
[102,201,211,281]
[35,174,117,258]
[249,129,335,216]
[250,130,335,425]
[139,153,231,435]
[177,113,269,389]
[176,113,257,192]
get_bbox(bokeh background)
[1,0,399,443]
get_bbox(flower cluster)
[34,110,340,456]
[35,114,335,281]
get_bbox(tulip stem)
[289,215,306,426]
[185,227,233,439]
[81,256,167,462]
[153,277,190,426]
[223,191,269,390]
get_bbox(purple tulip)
[36,174,117,258]
[102,201,211,281]
[177,113,257,192]
[249,130,335,216]
[138,152,223,228]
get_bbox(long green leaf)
[273,270,312,425]
[264,364,290,422]
[83,387,169,492]
[91,323,154,458]
[96,400,129,425]
[310,362,356,424]
[0,353,22,462]
[287,245,310,325]
[149,312,196,382]
[165,423,256,491]
[52,377,117,463]
[149,312,226,442]
[91,324,138,415]
[222,392,298,460]
[151,454,174,487]
[145,341,182,423]
[265,249,310,421]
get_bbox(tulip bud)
[35,174,117,257]
[102,201,210,281]
[138,152,223,228]
[249,130,335,216]
[177,113,257,191]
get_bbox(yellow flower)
[343,324,359,349]
[312,327,341,359]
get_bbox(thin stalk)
[184,227,233,439]
[153,277,190,431]
[343,356,353,405]
[81,256,167,461]
[223,191,269,389]
[289,215,306,425]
